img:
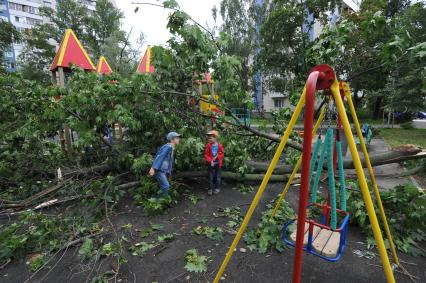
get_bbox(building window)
[4,50,14,58]
[9,2,39,14]
[4,61,16,70]
[26,17,42,25]
[274,99,285,108]
[15,16,19,22]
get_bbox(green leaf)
[129,242,158,257]
[157,233,177,243]
[163,0,178,9]
[184,249,208,273]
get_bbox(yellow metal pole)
[272,157,302,218]
[213,89,307,283]
[331,82,395,283]
[271,107,326,218]
[343,84,400,266]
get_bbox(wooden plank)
[289,221,321,245]
[312,229,333,254]
[307,225,321,245]
[321,231,341,257]
[58,67,73,159]
[290,221,308,242]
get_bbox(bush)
[347,182,425,256]
[400,121,414,129]
[244,198,295,253]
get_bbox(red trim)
[292,71,319,283]
[292,64,335,283]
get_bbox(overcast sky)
[116,0,222,51]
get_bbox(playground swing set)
[214,64,402,283]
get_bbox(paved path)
[346,137,412,190]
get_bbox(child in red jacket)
[205,130,224,195]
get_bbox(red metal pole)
[292,71,320,283]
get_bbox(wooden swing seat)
[289,221,341,258]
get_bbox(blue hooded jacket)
[152,144,174,174]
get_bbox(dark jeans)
[208,164,222,191]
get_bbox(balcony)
[268,91,288,98]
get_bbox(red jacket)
[205,142,224,168]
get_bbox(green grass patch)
[378,128,426,148]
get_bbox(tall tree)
[217,0,256,92]
[309,1,426,117]
[259,0,341,95]
[0,20,21,60]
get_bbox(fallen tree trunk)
[56,146,424,182]
[175,171,289,182]
[248,145,424,173]
[115,172,289,191]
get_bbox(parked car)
[416,111,426,119]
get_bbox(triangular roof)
[136,46,155,74]
[50,29,95,71]
[96,56,112,75]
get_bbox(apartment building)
[1,0,116,72]
[259,0,362,112]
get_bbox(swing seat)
[283,203,350,262]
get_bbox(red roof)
[136,46,155,73]
[50,29,95,71]
[96,56,112,75]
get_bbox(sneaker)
[208,189,213,196]
[213,189,220,194]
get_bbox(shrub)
[400,121,414,129]
[347,182,425,256]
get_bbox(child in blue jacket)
[149,132,181,195]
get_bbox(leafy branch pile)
[244,198,295,253]
[347,182,426,256]
[0,211,101,262]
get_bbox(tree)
[308,1,426,117]
[85,0,124,59]
[216,0,256,92]
[259,0,341,95]
[0,20,21,59]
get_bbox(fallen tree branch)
[0,180,70,209]
[24,232,103,283]
[346,165,424,178]
[248,145,424,173]
[62,164,110,177]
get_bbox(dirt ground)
[1,178,425,283]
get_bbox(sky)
[116,0,222,51]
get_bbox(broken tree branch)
[248,145,424,173]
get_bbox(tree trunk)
[373,96,383,119]
[175,171,289,182]
[57,146,424,180]
[247,145,424,173]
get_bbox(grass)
[378,128,426,148]
[357,118,385,125]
